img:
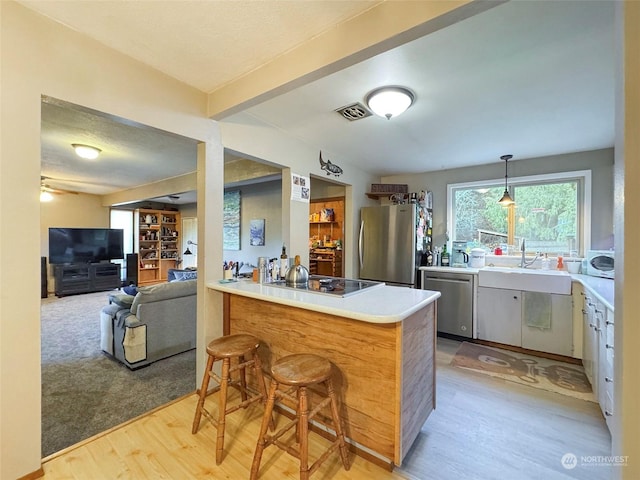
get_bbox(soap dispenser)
[541,253,550,270]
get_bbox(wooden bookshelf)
[135,209,181,285]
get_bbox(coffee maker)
[451,241,469,267]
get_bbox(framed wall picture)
[223,190,241,250]
[250,219,265,246]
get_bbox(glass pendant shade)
[498,189,515,206]
[366,87,414,119]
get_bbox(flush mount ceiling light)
[497,154,515,206]
[365,86,415,120]
[72,143,101,160]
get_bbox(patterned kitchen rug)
[451,341,595,402]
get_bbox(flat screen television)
[48,228,124,265]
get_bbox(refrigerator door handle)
[358,220,364,268]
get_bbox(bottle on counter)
[441,244,450,267]
[426,249,433,267]
[280,244,288,280]
[541,253,551,270]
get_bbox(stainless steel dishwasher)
[422,270,474,338]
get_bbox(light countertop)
[420,265,614,310]
[571,274,614,310]
[207,279,440,324]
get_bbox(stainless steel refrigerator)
[359,204,423,287]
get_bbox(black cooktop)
[269,275,383,297]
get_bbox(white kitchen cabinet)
[598,308,614,430]
[477,287,573,356]
[582,292,599,396]
[521,293,573,356]
[581,287,615,434]
[477,287,522,346]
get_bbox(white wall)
[0,3,222,478]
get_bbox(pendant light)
[497,154,515,206]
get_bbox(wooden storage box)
[370,183,409,194]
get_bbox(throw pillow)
[110,293,135,308]
[172,270,197,281]
[123,285,138,295]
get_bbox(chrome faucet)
[520,238,540,268]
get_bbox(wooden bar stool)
[192,334,271,465]
[250,353,350,480]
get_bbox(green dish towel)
[524,291,552,329]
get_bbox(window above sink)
[447,169,591,257]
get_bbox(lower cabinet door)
[521,293,573,356]
[477,287,522,346]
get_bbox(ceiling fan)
[40,176,79,201]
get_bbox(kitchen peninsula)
[207,279,440,467]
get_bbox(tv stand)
[54,263,121,297]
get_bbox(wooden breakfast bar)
[207,279,440,468]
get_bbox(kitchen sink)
[478,266,572,294]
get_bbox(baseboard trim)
[17,466,44,480]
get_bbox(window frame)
[447,169,592,255]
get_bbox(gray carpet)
[41,290,196,458]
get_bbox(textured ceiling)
[21,0,380,93]
[234,0,615,174]
[31,1,615,199]
[41,97,198,196]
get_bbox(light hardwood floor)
[41,338,612,480]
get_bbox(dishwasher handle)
[424,276,472,285]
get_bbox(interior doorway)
[39,96,199,458]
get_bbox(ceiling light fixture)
[40,189,53,202]
[497,154,515,206]
[72,143,101,160]
[365,86,415,120]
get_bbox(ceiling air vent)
[335,102,372,121]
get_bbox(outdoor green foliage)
[454,180,578,252]
[454,186,507,243]
[514,182,577,243]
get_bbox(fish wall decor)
[319,151,343,177]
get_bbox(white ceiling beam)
[207,0,504,119]
[102,171,197,206]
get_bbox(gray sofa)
[100,279,196,369]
